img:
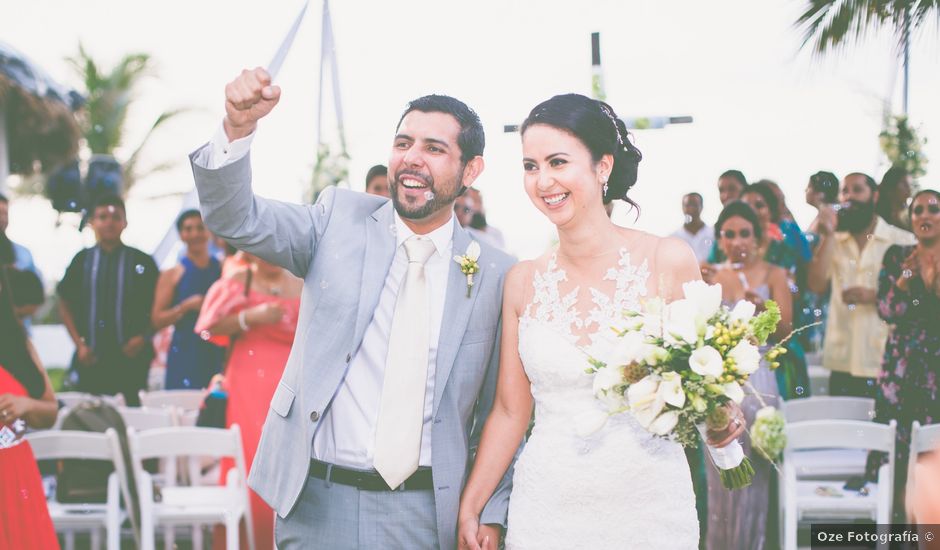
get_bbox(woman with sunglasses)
[737,183,811,401]
[706,201,785,550]
[867,189,940,521]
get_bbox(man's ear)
[461,156,485,190]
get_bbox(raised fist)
[223,67,281,141]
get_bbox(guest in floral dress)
[868,189,940,521]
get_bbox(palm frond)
[796,0,940,55]
[122,107,191,192]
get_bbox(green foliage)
[795,0,940,55]
[750,301,781,345]
[307,143,350,203]
[66,44,189,194]
[880,115,928,178]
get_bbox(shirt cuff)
[197,122,255,169]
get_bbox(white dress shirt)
[201,125,452,469]
[670,223,714,263]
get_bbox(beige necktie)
[374,236,437,489]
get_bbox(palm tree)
[795,0,940,115]
[67,44,188,195]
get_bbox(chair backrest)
[28,428,141,544]
[783,396,875,423]
[129,425,243,461]
[118,406,177,431]
[785,419,896,454]
[138,389,204,411]
[910,422,940,456]
[27,429,117,461]
[57,391,125,409]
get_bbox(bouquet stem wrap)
[698,424,754,489]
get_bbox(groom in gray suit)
[190,67,516,549]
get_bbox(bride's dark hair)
[521,94,643,209]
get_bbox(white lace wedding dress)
[505,250,699,550]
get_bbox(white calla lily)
[688,346,724,378]
[649,410,680,435]
[658,371,686,408]
[723,381,745,404]
[682,280,723,324]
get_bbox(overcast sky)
[3,0,939,280]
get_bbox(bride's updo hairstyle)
[521,93,643,207]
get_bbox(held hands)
[76,341,97,366]
[180,294,205,314]
[743,290,766,312]
[706,401,746,448]
[223,67,281,141]
[246,302,285,326]
[0,393,32,423]
[841,287,877,306]
[457,516,500,550]
[122,335,147,358]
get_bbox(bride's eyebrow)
[545,152,569,161]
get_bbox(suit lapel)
[433,225,485,413]
[353,201,398,345]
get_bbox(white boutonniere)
[453,241,481,298]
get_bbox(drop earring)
[601,178,609,197]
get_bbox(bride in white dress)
[457,94,746,550]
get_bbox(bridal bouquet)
[581,280,784,490]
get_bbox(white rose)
[723,381,745,404]
[658,371,686,408]
[688,346,724,378]
[728,340,761,375]
[730,300,756,324]
[648,410,680,436]
[681,280,722,324]
[574,408,610,437]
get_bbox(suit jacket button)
[310,411,319,422]
[345,353,351,363]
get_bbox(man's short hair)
[92,194,126,214]
[365,164,387,184]
[0,193,8,204]
[397,95,484,163]
[175,209,202,233]
[846,172,878,193]
[684,192,703,204]
[719,169,748,189]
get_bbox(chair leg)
[193,523,204,550]
[90,527,102,550]
[164,526,175,550]
[64,531,76,550]
[226,513,240,550]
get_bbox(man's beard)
[837,199,876,233]
[390,169,464,221]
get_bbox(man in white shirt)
[190,67,515,550]
[670,192,714,263]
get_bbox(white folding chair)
[138,389,205,412]
[26,428,136,550]
[57,392,126,409]
[780,419,896,550]
[782,396,875,477]
[128,425,255,550]
[907,421,940,522]
[118,406,177,432]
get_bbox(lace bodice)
[505,248,698,549]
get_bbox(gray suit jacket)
[190,147,517,549]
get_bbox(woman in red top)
[0,267,59,549]
[195,254,301,550]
